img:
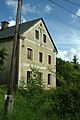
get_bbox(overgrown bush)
[0,65,80,120]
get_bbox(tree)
[72,55,79,70]
[18,66,44,97]
[56,58,73,86]
[0,48,7,71]
[56,57,80,86]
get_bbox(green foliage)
[72,55,79,70]
[56,57,80,86]
[55,57,80,119]
[18,67,44,98]
[0,60,80,120]
[0,48,7,71]
[0,86,6,120]
[1,84,80,120]
[27,67,44,93]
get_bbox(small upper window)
[27,48,33,60]
[48,55,51,64]
[35,30,39,39]
[43,34,46,43]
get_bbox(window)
[35,30,39,39]
[48,74,51,85]
[27,48,33,60]
[39,72,43,79]
[39,52,43,62]
[27,71,32,84]
[43,34,46,43]
[48,55,51,64]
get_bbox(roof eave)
[0,36,14,42]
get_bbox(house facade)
[0,18,57,89]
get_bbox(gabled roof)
[0,18,58,52]
[0,18,41,40]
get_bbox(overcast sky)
[0,0,80,62]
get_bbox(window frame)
[27,71,32,84]
[48,74,51,85]
[27,48,33,60]
[48,55,51,64]
[39,72,43,79]
[39,52,43,63]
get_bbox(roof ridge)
[0,18,42,31]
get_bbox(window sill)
[27,59,33,63]
[47,85,52,87]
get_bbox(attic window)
[35,30,39,39]
[43,34,46,43]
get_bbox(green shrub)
[0,66,80,120]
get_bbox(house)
[0,18,58,89]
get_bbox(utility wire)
[57,44,80,45]
[64,0,80,7]
[49,0,80,18]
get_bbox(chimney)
[1,21,9,29]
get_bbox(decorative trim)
[25,38,53,51]
[21,63,47,70]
